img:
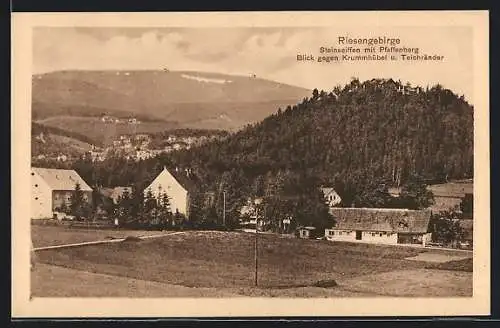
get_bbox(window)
[35,197,38,200]
[380,233,383,237]
[35,184,38,187]
[31,173,34,176]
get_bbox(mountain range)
[32,70,311,133]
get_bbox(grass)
[37,116,178,146]
[425,258,473,272]
[31,225,167,248]
[36,230,434,289]
[32,229,473,297]
[31,263,240,298]
[339,269,472,297]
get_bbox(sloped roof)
[329,207,432,233]
[387,180,473,199]
[147,167,198,193]
[111,186,133,200]
[321,187,335,194]
[32,167,93,191]
[98,187,132,201]
[98,187,114,198]
[321,187,341,197]
[169,169,198,192]
[427,180,473,198]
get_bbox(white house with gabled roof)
[31,167,93,219]
[320,187,342,207]
[144,166,196,217]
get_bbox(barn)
[325,208,432,246]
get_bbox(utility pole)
[254,204,263,287]
[254,223,258,287]
[222,190,226,227]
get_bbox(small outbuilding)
[297,226,317,239]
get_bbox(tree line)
[35,77,473,235]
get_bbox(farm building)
[427,180,473,212]
[144,167,196,217]
[388,179,473,212]
[297,226,318,239]
[98,186,133,204]
[325,208,432,246]
[320,187,342,207]
[31,167,93,219]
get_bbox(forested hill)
[60,78,472,218]
[163,78,473,201]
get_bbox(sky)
[33,26,473,99]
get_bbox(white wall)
[145,170,188,216]
[361,231,398,245]
[422,232,432,246]
[325,229,356,242]
[325,229,398,245]
[31,172,53,219]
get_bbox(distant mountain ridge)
[32,70,311,131]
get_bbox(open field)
[32,228,473,297]
[36,116,179,146]
[31,263,241,298]
[32,225,169,248]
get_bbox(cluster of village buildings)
[87,133,217,162]
[31,165,473,249]
[100,115,141,125]
[349,78,425,95]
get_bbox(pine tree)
[158,192,173,228]
[397,174,435,210]
[142,188,159,226]
[70,182,85,219]
[116,189,133,226]
[460,194,473,216]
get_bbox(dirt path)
[31,263,243,298]
[31,263,376,298]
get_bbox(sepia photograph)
[12,11,490,317]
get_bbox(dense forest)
[34,78,473,228]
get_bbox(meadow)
[32,227,473,297]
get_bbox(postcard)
[11,10,490,317]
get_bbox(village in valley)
[33,117,226,163]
